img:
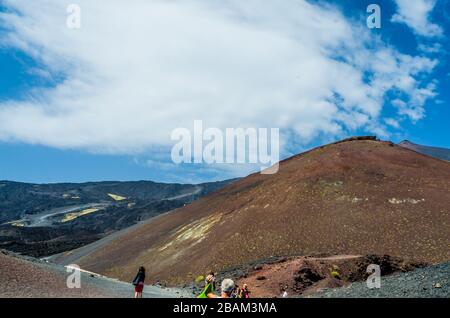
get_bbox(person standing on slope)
[239,283,251,298]
[132,267,146,298]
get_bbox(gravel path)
[72,271,192,298]
[0,250,191,298]
[314,262,450,298]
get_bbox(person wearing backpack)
[132,267,146,298]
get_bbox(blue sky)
[0,0,449,184]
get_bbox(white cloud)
[391,0,443,37]
[0,0,439,156]
[418,42,442,54]
[384,118,401,129]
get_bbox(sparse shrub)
[331,271,341,279]
[195,275,205,284]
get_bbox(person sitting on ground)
[132,266,146,298]
[206,278,235,298]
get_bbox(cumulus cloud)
[0,0,439,156]
[391,0,442,37]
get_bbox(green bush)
[331,271,341,279]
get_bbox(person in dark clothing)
[197,272,216,298]
[132,267,146,298]
[240,283,251,298]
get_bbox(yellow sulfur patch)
[159,214,222,251]
[107,193,127,201]
[11,221,26,227]
[61,208,100,223]
[3,219,27,227]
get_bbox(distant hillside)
[399,140,450,161]
[54,137,450,285]
[0,179,235,257]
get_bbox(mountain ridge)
[398,140,450,161]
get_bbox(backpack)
[132,273,142,286]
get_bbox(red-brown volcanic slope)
[62,138,450,285]
[236,255,425,298]
[0,251,111,298]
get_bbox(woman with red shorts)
[132,267,146,298]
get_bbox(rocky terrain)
[3,248,447,298]
[0,179,234,257]
[231,255,426,298]
[314,261,450,298]
[51,137,450,286]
